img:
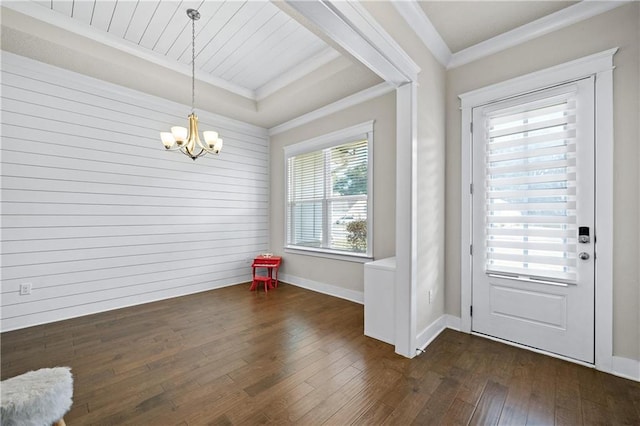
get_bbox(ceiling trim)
[448,0,631,69]
[255,48,341,101]
[268,82,395,136]
[391,1,451,67]
[395,0,631,70]
[284,0,417,86]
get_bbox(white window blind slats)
[488,201,576,211]
[486,216,576,224]
[287,137,369,255]
[488,172,576,187]
[484,93,579,283]
[489,102,572,126]
[488,253,576,267]
[487,240,576,253]
[487,187,576,199]
[488,158,576,176]
[488,142,576,163]
[488,114,576,139]
[488,129,576,150]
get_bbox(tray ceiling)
[22,0,338,100]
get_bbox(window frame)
[284,121,374,262]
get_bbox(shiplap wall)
[0,51,269,332]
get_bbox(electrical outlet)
[428,289,432,304]
[20,283,32,295]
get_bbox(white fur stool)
[1,367,73,426]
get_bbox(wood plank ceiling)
[29,0,334,98]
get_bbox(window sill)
[284,246,373,263]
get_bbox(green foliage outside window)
[346,219,367,252]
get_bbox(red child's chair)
[250,261,279,292]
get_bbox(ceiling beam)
[284,0,419,86]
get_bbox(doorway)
[459,49,617,370]
[471,78,595,363]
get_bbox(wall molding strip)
[394,0,630,70]
[268,82,394,136]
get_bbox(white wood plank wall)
[0,51,270,332]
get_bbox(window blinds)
[287,139,368,253]
[484,93,578,283]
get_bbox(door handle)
[579,252,590,260]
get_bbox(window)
[481,84,583,283]
[284,121,373,259]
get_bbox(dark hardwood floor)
[1,283,639,425]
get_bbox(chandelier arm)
[179,147,206,160]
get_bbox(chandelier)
[160,9,223,160]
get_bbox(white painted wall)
[0,52,270,332]
[361,1,447,340]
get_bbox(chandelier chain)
[191,13,195,113]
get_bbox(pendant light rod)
[188,8,199,114]
[159,8,223,161]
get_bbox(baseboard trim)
[611,356,640,382]
[416,315,445,352]
[279,273,364,305]
[445,314,461,331]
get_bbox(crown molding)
[391,1,451,67]
[255,48,341,101]
[268,82,394,136]
[394,0,631,70]
[448,0,631,69]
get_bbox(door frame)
[459,48,617,372]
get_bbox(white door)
[471,77,595,363]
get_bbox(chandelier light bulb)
[160,132,175,149]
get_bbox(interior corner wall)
[415,48,447,335]
[445,3,640,361]
[357,0,447,340]
[0,51,270,332]
[268,92,396,301]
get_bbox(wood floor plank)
[469,380,509,425]
[441,397,476,426]
[323,367,403,424]
[498,349,535,426]
[352,401,394,425]
[1,283,638,425]
[525,355,557,425]
[411,377,461,425]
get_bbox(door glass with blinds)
[286,128,372,258]
[471,77,595,363]
[484,89,579,284]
